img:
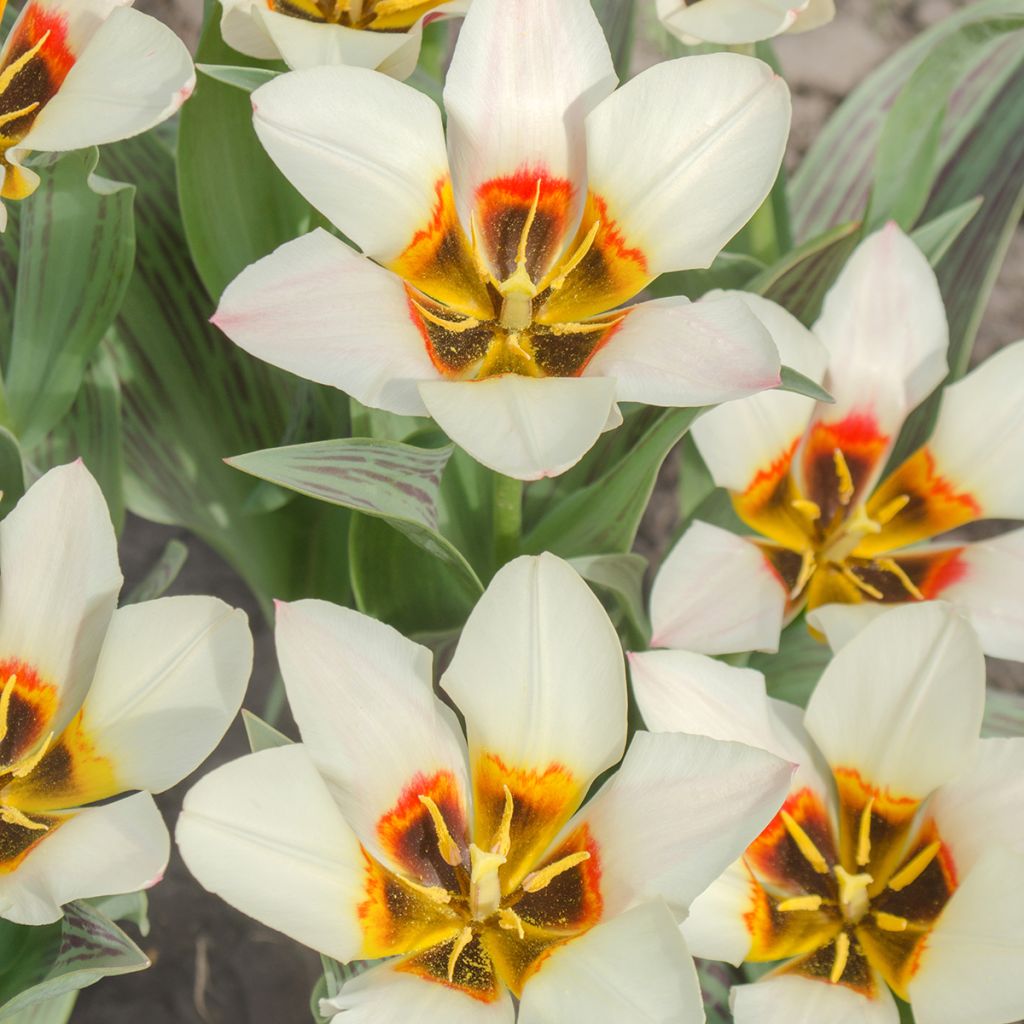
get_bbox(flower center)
[0,674,55,835]
[266,0,445,30]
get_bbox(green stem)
[492,472,524,570]
[745,192,782,265]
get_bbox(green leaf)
[646,252,764,301]
[696,958,739,1024]
[749,617,831,708]
[570,553,650,646]
[178,8,314,300]
[909,196,983,267]
[0,993,76,1024]
[242,708,293,751]
[349,514,482,638]
[866,16,1024,232]
[310,957,366,1024]
[748,221,861,325]
[982,688,1024,738]
[0,427,24,518]
[196,63,279,91]
[592,0,636,79]
[0,902,148,1019]
[524,407,702,559]
[227,438,482,593]
[85,892,150,938]
[5,150,135,447]
[124,539,189,604]
[777,366,833,404]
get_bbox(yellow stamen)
[447,925,474,982]
[0,102,39,132]
[521,851,590,894]
[781,811,829,874]
[497,907,525,940]
[830,931,850,984]
[889,841,942,893]
[411,300,481,334]
[875,494,911,526]
[417,795,463,868]
[542,219,601,293]
[514,180,543,276]
[777,894,823,913]
[874,911,909,932]
[401,877,452,904]
[790,548,817,600]
[791,498,822,523]
[856,796,874,867]
[875,558,925,601]
[833,448,855,506]
[547,316,623,336]
[0,674,15,746]
[12,732,53,779]
[0,31,50,96]
[492,785,514,858]
[839,563,884,600]
[0,804,47,831]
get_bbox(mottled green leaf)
[777,366,833,404]
[982,687,1024,739]
[0,427,24,518]
[0,993,76,1024]
[697,958,739,1024]
[571,553,650,646]
[124,539,189,605]
[646,252,765,301]
[749,617,831,708]
[909,197,983,267]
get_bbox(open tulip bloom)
[0,0,195,230]
[0,463,252,925]
[649,224,1024,661]
[212,0,791,480]
[177,554,793,1021]
[656,0,835,46]
[218,0,468,77]
[631,603,1024,1024]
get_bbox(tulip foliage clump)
[0,0,1022,1021]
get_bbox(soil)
[72,2,1023,1021]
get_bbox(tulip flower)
[0,0,195,230]
[631,603,1024,1024]
[657,0,835,46]
[213,0,790,480]
[218,0,468,77]
[650,224,1024,660]
[177,554,791,1021]
[0,463,252,924]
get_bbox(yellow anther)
[401,877,452,904]
[547,317,623,336]
[514,180,543,276]
[856,796,874,867]
[541,219,601,293]
[834,865,873,923]
[790,548,817,600]
[839,563,884,601]
[0,103,40,131]
[492,785,514,858]
[791,498,822,523]
[845,503,883,538]
[889,841,942,893]
[468,214,502,289]
[833,448,855,506]
[781,811,829,874]
[497,907,525,940]
[504,331,534,362]
[874,911,909,932]
[0,804,46,831]
[875,494,911,526]
[12,732,53,779]
[875,558,924,601]
[418,795,463,868]
[0,31,50,96]
[777,895,823,913]
[521,851,591,894]
[411,300,482,334]
[0,674,15,746]
[830,931,850,984]
[447,925,474,982]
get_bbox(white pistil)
[469,844,505,920]
[834,865,873,924]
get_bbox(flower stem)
[492,472,523,570]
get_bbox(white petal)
[806,602,888,652]
[924,340,1024,519]
[252,67,449,262]
[17,8,194,154]
[443,0,616,237]
[732,974,899,1024]
[690,291,826,491]
[441,554,627,791]
[418,375,618,480]
[0,463,121,729]
[274,599,469,865]
[681,861,756,965]
[804,603,985,798]
[928,738,1024,878]
[257,9,410,72]
[586,293,781,406]
[219,0,281,60]
[80,597,252,794]
[657,0,802,45]
[176,744,366,962]
[214,229,435,416]
[518,901,704,1024]
[810,223,948,454]
[791,0,836,32]
[572,730,791,917]
[909,846,1024,1024]
[584,53,790,275]
[649,520,787,654]
[0,792,167,926]
[322,960,515,1023]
